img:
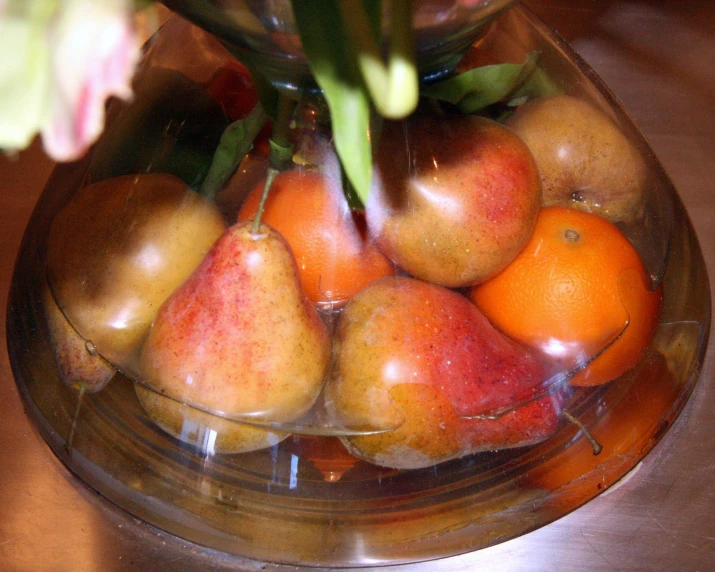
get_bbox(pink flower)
[40,0,140,161]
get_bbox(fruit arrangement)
[41,9,664,473]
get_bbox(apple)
[366,114,542,288]
[506,94,648,222]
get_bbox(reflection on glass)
[6,3,708,568]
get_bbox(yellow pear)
[42,283,115,393]
[45,173,226,366]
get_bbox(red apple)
[366,114,542,287]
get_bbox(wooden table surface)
[1,1,713,570]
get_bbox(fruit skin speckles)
[45,173,227,365]
[507,94,648,223]
[42,284,115,393]
[325,276,563,470]
[138,222,331,453]
[238,169,395,309]
[367,114,542,288]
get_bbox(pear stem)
[251,167,279,234]
[562,409,603,456]
[251,94,296,234]
[66,382,87,455]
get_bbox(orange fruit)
[237,169,395,308]
[469,206,663,386]
[528,350,678,494]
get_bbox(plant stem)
[66,382,87,455]
[338,0,418,119]
[563,410,603,456]
[268,95,296,171]
[251,167,279,234]
[200,103,269,200]
[273,96,295,149]
[251,93,297,234]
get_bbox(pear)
[45,173,227,367]
[506,94,648,222]
[42,283,115,393]
[135,385,288,455]
[325,276,564,470]
[138,222,331,453]
[367,115,541,288]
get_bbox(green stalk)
[200,103,269,200]
[268,95,296,171]
[252,93,296,234]
[338,0,418,119]
[251,167,279,234]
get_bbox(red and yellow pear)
[326,276,564,469]
[139,221,331,453]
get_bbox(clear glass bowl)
[6,3,709,567]
[160,0,519,89]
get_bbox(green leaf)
[421,51,558,114]
[337,0,418,119]
[199,103,268,200]
[291,0,374,205]
[508,67,562,103]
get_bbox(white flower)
[0,1,57,153]
[0,0,140,161]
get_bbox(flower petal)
[41,0,140,161]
